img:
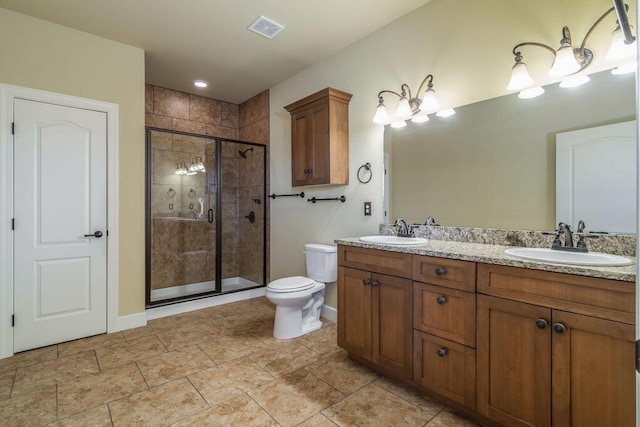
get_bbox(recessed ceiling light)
[193,80,208,88]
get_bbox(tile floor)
[0,297,479,426]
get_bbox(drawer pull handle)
[437,348,447,357]
[370,280,379,287]
[435,267,446,276]
[436,296,447,305]
[535,319,548,329]
[362,279,370,286]
[553,323,567,334]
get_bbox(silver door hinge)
[11,315,14,327]
[11,218,14,230]
[11,122,14,135]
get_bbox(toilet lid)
[267,276,315,293]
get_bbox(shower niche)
[145,128,267,307]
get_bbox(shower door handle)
[84,231,103,238]
[207,209,214,223]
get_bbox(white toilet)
[266,243,337,339]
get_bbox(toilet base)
[270,288,325,339]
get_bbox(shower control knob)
[84,231,103,238]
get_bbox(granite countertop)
[335,237,636,283]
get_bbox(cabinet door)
[337,266,372,361]
[477,295,551,427]
[291,111,311,186]
[552,311,635,427]
[414,331,476,408]
[371,273,413,379]
[308,102,329,185]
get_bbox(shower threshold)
[150,277,261,302]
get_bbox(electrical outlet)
[169,203,173,210]
[364,201,372,216]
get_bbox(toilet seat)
[267,276,315,293]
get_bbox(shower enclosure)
[145,128,267,306]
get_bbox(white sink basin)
[504,247,632,267]
[359,235,428,246]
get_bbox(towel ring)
[357,163,372,184]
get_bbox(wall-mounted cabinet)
[284,88,352,187]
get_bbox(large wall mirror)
[385,69,636,234]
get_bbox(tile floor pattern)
[0,297,480,426]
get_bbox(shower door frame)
[144,127,268,308]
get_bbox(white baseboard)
[146,287,267,321]
[321,304,337,323]
[117,312,147,331]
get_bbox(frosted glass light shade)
[411,113,429,123]
[507,62,535,90]
[390,120,407,128]
[419,88,439,112]
[549,44,581,77]
[372,104,390,124]
[435,108,456,118]
[606,27,637,61]
[559,75,590,88]
[518,86,545,99]
[395,97,412,118]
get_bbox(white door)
[13,99,107,352]
[556,121,637,234]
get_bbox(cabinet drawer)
[477,263,635,324]
[413,331,476,409]
[412,255,476,291]
[338,245,412,278]
[413,283,476,347]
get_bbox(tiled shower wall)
[146,85,270,291]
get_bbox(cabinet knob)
[370,280,379,287]
[436,267,446,276]
[553,323,567,334]
[437,348,447,357]
[535,319,548,329]
[362,278,370,286]
[436,296,447,305]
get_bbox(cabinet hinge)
[636,339,640,373]
[11,122,14,135]
[11,314,14,327]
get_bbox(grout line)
[185,376,211,408]
[107,403,115,427]
[134,362,151,390]
[55,383,59,421]
[246,391,281,425]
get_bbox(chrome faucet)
[393,218,410,237]
[558,222,574,248]
[424,216,439,226]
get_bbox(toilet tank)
[305,244,337,283]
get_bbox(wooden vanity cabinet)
[412,255,477,408]
[284,88,352,187]
[477,264,635,427]
[337,246,413,379]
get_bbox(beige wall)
[0,8,145,316]
[269,0,635,308]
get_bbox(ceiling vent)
[248,15,285,39]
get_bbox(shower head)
[239,147,254,159]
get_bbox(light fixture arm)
[512,41,556,63]
[579,6,618,53]
[377,89,402,103]
[415,74,435,97]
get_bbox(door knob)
[535,319,548,329]
[84,231,103,238]
[553,323,567,334]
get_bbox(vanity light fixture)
[372,74,455,126]
[193,80,209,88]
[507,0,636,97]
